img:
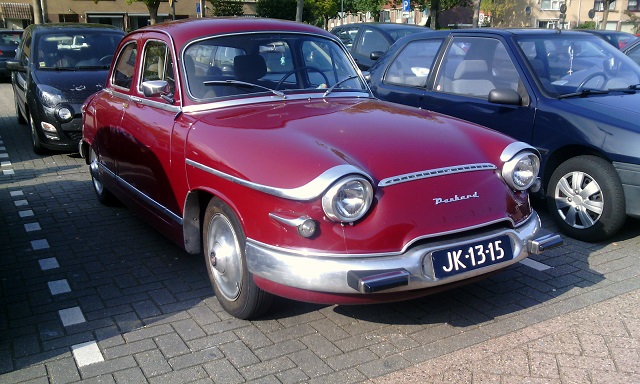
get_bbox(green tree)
[208,0,244,16]
[125,0,162,25]
[309,0,339,29]
[480,0,515,27]
[256,0,298,20]
[349,0,386,21]
[624,10,640,34]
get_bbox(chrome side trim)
[107,89,181,113]
[95,162,183,226]
[245,211,544,294]
[500,141,539,162]
[379,163,496,187]
[181,92,371,113]
[186,159,369,201]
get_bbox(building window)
[541,0,565,10]
[594,0,616,11]
[628,0,639,11]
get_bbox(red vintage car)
[80,18,561,319]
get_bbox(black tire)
[15,97,26,125]
[89,147,116,205]
[203,198,273,319]
[28,112,46,155]
[546,155,625,242]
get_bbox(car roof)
[134,18,336,47]
[332,22,428,32]
[27,23,124,34]
[398,28,605,40]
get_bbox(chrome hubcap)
[89,150,104,195]
[206,213,242,301]
[554,171,604,229]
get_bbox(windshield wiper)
[557,88,610,99]
[203,80,285,99]
[76,65,110,70]
[323,75,361,97]
[42,66,76,71]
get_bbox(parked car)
[622,37,640,66]
[366,28,640,242]
[80,18,561,319]
[330,22,428,70]
[0,29,22,79]
[581,29,638,50]
[7,23,124,154]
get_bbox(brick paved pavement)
[0,80,639,383]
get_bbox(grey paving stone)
[168,347,221,371]
[134,350,172,378]
[155,333,190,358]
[45,357,81,383]
[202,359,245,384]
[218,340,260,368]
[147,366,207,384]
[238,356,296,381]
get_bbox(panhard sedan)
[81,18,561,319]
[367,28,640,242]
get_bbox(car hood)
[186,98,530,251]
[561,92,640,133]
[32,69,108,103]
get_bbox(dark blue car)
[367,28,640,242]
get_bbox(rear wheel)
[203,198,273,319]
[546,155,625,242]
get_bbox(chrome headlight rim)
[322,175,373,223]
[502,150,540,191]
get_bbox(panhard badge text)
[434,191,479,205]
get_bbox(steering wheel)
[275,66,329,90]
[577,71,608,91]
[100,55,114,66]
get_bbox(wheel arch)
[542,145,611,191]
[183,188,244,255]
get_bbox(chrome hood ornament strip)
[379,163,496,187]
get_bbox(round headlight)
[56,106,73,122]
[322,176,373,223]
[502,151,540,190]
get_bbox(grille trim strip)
[379,163,496,187]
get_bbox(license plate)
[431,235,513,279]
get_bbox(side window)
[627,44,640,66]
[384,39,443,87]
[20,35,31,66]
[435,37,511,99]
[334,27,358,49]
[140,40,175,95]
[355,29,388,56]
[112,42,137,90]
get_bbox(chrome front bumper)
[245,211,562,294]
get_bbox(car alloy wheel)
[203,198,272,319]
[547,155,625,242]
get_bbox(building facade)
[1,0,257,31]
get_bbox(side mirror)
[488,88,522,106]
[6,59,25,72]
[141,80,169,97]
[370,51,384,61]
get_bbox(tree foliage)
[479,0,515,27]
[125,0,162,25]
[624,10,640,34]
[309,0,340,29]
[256,0,299,20]
[208,0,245,16]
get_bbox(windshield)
[516,34,640,97]
[183,32,367,100]
[36,32,123,70]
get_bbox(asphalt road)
[1,80,639,383]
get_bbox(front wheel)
[546,155,625,242]
[89,147,116,205]
[28,112,45,155]
[203,198,273,319]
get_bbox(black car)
[7,23,124,154]
[330,22,428,70]
[0,29,22,79]
[622,37,640,66]
[581,29,638,50]
[367,28,640,242]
